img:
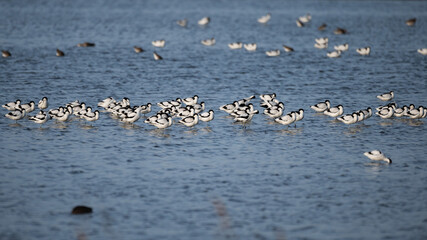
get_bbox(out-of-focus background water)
[1,0,426,239]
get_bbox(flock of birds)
[1,14,426,60]
[3,91,424,164]
[2,14,425,166]
[3,91,426,127]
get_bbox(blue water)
[1,0,427,239]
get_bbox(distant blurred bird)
[283,45,294,52]
[318,23,327,31]
[327,50,341,58]
[417,48,427,55]
[56,49,65,57]
[244,43,257,51]
[334,27,347,35]
[228,42,243,49]
[134,46,144,53]
[266,50,280,57]
[356,47,371,56]
[177,19,188,27]
[364,150,392,164]
[201,38,216,46]
[77,42,95,47]
[406,18,416,26]
[298,13,311,23]
[258,13,271,24]
[153,52,163,61]
[198,17,210,26]
[152,40,165,48]
[334,43,349,51]
[2,50,11,58]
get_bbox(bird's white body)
[153,52,163,60]
[258,13,271,24]
[199,110,214,122]
[417,48,427,55]
[266,50,280,57]
[327,50,341,58]
[377,91,394,101]
[334,44,349,51]
[310,100,330,112]
[29,111,49,125]
[244,43,257,51]
[228,42,243,49]
[337,113,358,124]
[201,38,216,46]
[5,109,26,121]
[324,105,344,117]
[198,17,210,26]
[152,40,165,48]
[275,112,296,126]
[179,114,199,127]
[2,99,21,111]
[38,97,48,110]
[364,150,392,163]
[357,47,371,56]
[376,107,394,119]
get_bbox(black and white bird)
[119,107,142,124]
[182,95,199,106]
[5,109,26,122]
[337,113,359,124]
[20,101,36,113]
[29,110,49,125]
[228,42,243,49]
[310,100,330,112]
[38,97,48,109]
[158,98,182,109]
[234,109,259,124]
[376,107,394,119]
[2,99,21,111]
[334,43,349,51]
[406,106,426,119]
[152,116,173,129]
[356,47,371,56]
[201,38,216,46]
[153,52,163,60]
[266,50,280,57]
[377,91,394,101]
[244,43,257,51]
[275,112,296,126]
[179,114,199,127]
[82,110,100,122]
[364,150,392,164]
[199,110,214,122]
[327,50,341,58]
[264,106,284,118]
[260,93,276,102]
[198,17,210,26]
[152,40,165,48]
[323,105,344,117]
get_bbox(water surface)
[1,0,427,239]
